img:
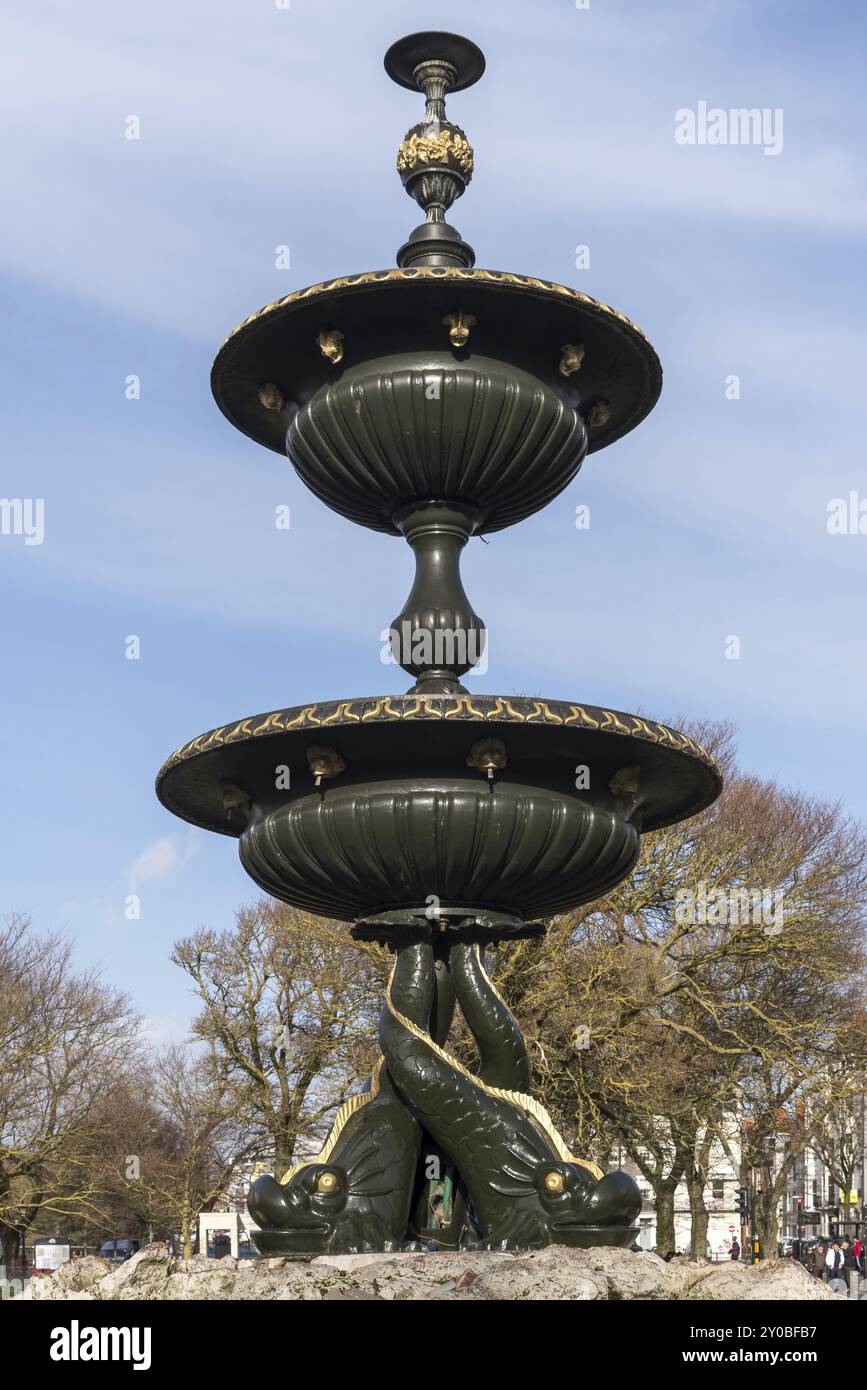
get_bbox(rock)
[321,1288,382,1300]
[585,1247,692,1300]
[31,1245,837,1301]
[683,1257,834,1302]
[31,1255,112,1300]
[176,1255,211,1273]
[94,1244,174,1301]
[278,1283,322,1300]
[310,1253,392,1271]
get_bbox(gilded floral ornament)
[396,128,474,178]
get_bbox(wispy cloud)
[129,830,200,893]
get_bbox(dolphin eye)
[543,1170,565,1193]
[316,1170,339,1194]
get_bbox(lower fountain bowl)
[156,693,722,924]
[239,778,639,921]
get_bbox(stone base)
[30,1242,836,1302]
[251,1225,639,1257]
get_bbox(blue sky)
[2,0,865,1044]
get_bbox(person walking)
[729,1237,741,1261]
[853,1236,864,1276]
[806,1242,825,1277]
[825,1242,846,1293]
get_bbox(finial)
[384,32,485,270]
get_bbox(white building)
[626,1137,742,1257]
[625,1096,866,1255]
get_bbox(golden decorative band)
[217,267,656,356]
[279,1056,384,1185]
[397,129,474,176]
[158,694,719,782]
[474,943,514,1019]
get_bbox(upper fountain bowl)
[286,352,587,535]
[211,269,661,535]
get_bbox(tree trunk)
[654,1180,679,1256]
[0,1223,19,1272]
[757,1190,779,1254]
[274,1141,292,1181]
[181,1206,193,1260]
[686,1177,709,1259]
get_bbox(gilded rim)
[217,267,657,358]
[157,693,720,782]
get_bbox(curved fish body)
[381,939,641,1250]
[249,1051,421,1254]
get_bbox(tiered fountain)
[157,32,721,1255]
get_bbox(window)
[712,1180,725,1201]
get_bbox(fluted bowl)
[156,694,722,925]
[286,353,588,535]
[209,269,663,526]
[239,778,639,920]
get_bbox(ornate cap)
[385,32,485,270]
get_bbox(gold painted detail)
[609,765,643,820]
[321,701,362,725]
[609,766,641,798]
[473,943,514,1018]
[472,947,606,1179]
[317,329,344,365]
[221,782,250,811]
[279,1057,384,1185]
[258,382,286,412]
[385,965,604,1181]
[587,399,612,430]
[467,737,507,779]
[442,310,476,348]
[306,745,346,786]
[159,695,720,782]
[559,343,585,378]
[397,130,474,176]
[218,268,657,357]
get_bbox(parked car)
[97,1239,141,1264]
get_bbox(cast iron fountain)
[157,32,721,1255]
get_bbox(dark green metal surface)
[250,925,640,1254]
[157,30,720,1258]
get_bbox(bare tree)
[116,1047,257,1258]
[0,914,141,1266]
[487,726,867,1255]
[172,902,390,1177]
[812,1083,867,1228]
